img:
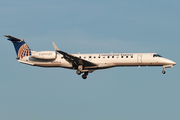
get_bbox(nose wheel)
[162,70,166,74]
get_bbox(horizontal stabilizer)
[4,35,23,42]
[4,35,31,58]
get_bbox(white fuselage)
[19,52,176,71]
[5,35,176,79]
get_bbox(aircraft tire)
[82,75,87,79]
[76,70,81,75]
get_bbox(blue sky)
[0,0,179,120]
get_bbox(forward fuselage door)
[137,54,142,64]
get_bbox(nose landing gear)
[162,67,166,74]
[162,65,174,74]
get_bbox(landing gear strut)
[76,65,89,79]
[82,72,88,79]
[162,67,166,74]
[162,65,174,74]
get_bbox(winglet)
[52,42,59,51]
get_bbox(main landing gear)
[76,70,89,79]
[76,65,89,79]
[76,70,82,75]
[82,72,88,79]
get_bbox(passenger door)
[137,54,142,64]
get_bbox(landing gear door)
[137,54,142,64]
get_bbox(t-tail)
[5,35,32,59]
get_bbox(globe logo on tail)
[18,44,31,59]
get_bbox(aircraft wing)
[52,42,97,67]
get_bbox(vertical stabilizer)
[5,35,32,59]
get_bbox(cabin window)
[126,56,128,58]
[131,56,133,58]
[98,56,100,58]
[112,56,114,58]
[79,56,81,58]
[121,56,123,58]
[107,56,110,58]
[103,57,105,58]
[94,56,96,58]
[61,57,63,59]
[89,56,91,58]
[84,57,86,59]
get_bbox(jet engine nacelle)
[31,51,57,60]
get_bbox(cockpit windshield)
[153,54,163,57]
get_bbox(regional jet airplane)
[5,35,176,79]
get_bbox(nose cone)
[173,61,177,65]
[159,58,176,65]
[165,59,176,65]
